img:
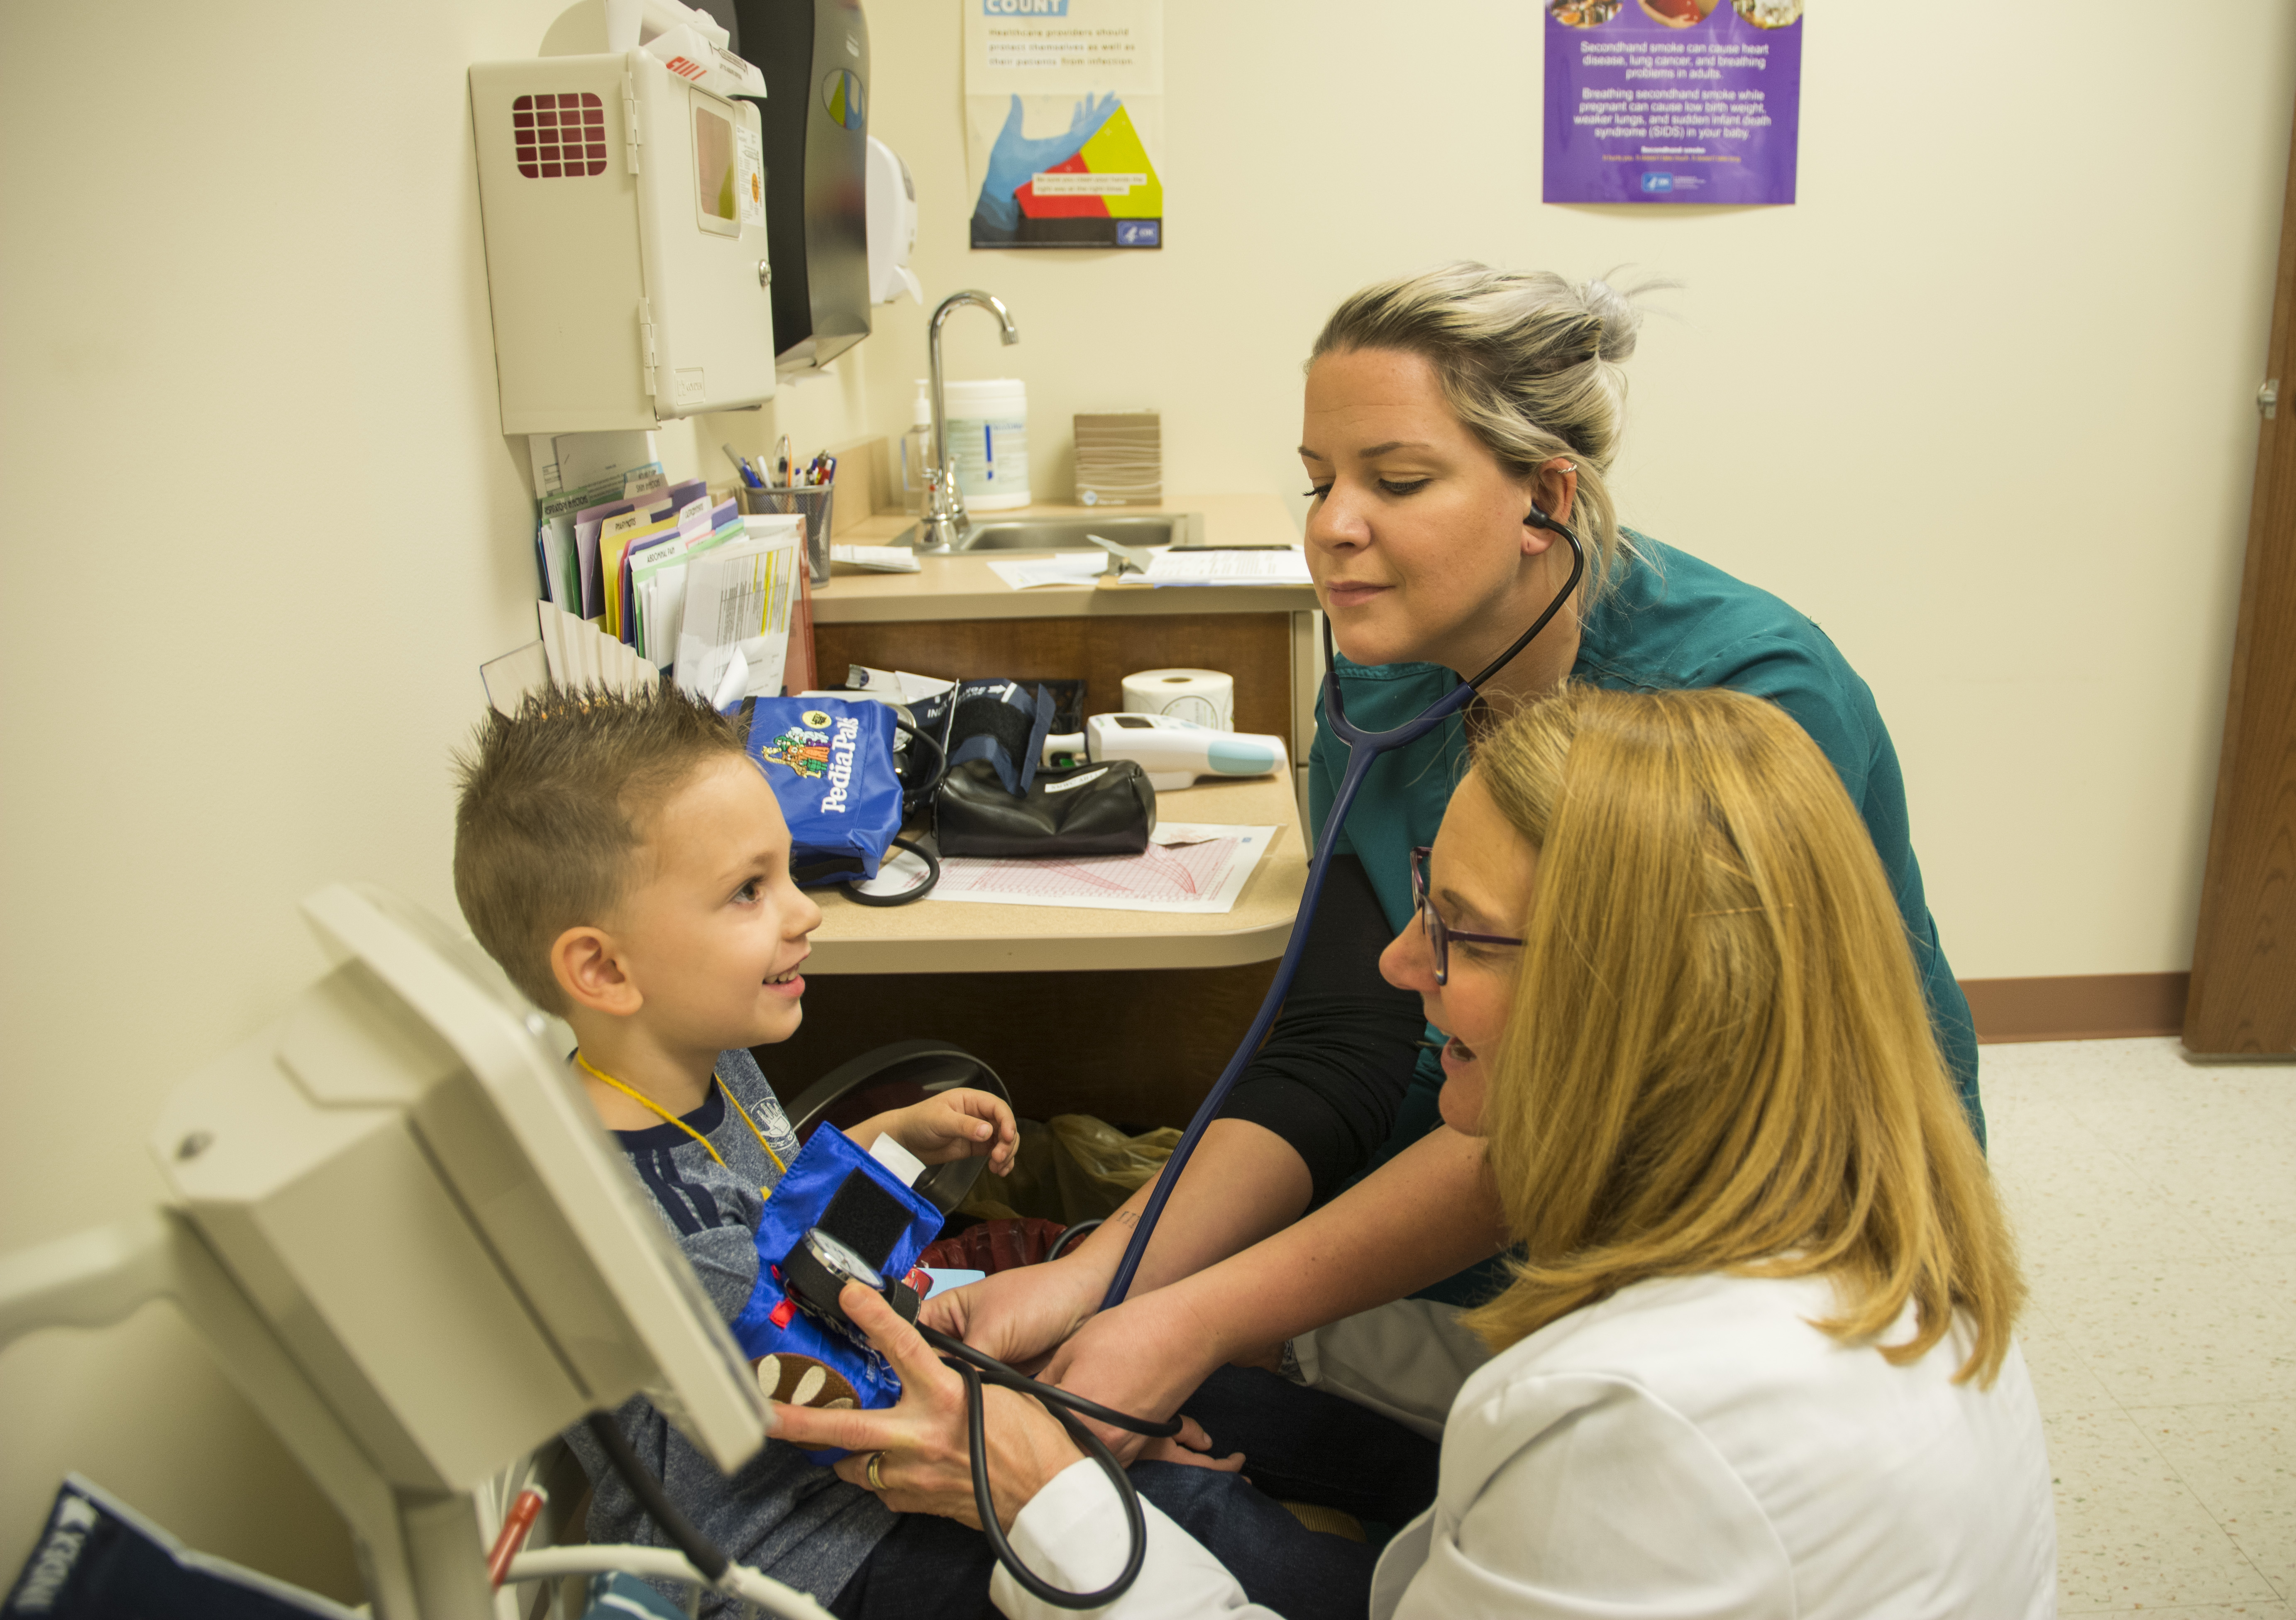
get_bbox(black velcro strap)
[820,1169,911,1272]
[950,689,1037,766]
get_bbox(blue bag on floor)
[740,697,902,884]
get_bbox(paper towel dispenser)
[731,0,874,376]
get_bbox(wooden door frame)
[2186,97,2296,1056]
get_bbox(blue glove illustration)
[974,91,1120,234]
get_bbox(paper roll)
[1122,668,1234,731]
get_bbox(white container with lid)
[941,378,1030,511]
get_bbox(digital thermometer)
[1043,712,1289,791]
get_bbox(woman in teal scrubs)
[926,262,1982,1486]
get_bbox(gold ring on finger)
[865,1451,887,1492]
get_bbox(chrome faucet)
[919,290,1020,550]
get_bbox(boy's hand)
[919,1252,1098,1370]
[867,1088,1018,1175]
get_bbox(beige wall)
[2,0,2289,1598]
[846,1,2296,983]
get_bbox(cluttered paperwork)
[1121,549,1312,586]
[917,823,1277,914]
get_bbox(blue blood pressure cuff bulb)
[740,697,902,885]
[729,1124,943,1458]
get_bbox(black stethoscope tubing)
[1098,505,1587,1308]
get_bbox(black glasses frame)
[1409,846,1525,986]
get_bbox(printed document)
[674,517,805,702]
[926,823,1275,914]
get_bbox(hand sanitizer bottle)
[900,381,935,515]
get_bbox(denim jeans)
[1177,1365,1443,1530]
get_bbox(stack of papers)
[985,552,1105,590]
[672,521,807,703]
[984,549,1313,590]
[830,544,923,573]
[523,451,820,703]
[535,461,669,615]
[1131,549,1312,586]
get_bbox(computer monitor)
[143,882,769,1618]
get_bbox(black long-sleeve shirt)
[1216,854,1430,1205]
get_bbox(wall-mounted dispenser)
[867,134,921,305]
[732,0,874,376]
[470,0,776,434]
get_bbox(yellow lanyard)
[575,1051,788,1188]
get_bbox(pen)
[776,434,793,488]
[721,443,758,487]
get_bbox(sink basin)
[899,512,1205,553]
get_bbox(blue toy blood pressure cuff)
[729,1124,943,1459]
[738,698,903,886]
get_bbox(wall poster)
[965,0,1164,249]
[1544,1,1804,205]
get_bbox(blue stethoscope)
[1100,504,1588,1308]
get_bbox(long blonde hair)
[1463,686,2021,1383]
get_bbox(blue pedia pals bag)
[742,697,901,885]
[729,1124,943,1459]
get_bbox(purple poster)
[1543,1,1804,206]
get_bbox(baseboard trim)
[1959,972,2190,1045]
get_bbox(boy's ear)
[552,925,642,1017]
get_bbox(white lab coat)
[991,1271,2057,1620]
[1292,1296,1494,1441]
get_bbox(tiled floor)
[1986,1037,2294,1617]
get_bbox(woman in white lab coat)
[772,684,2057,1619]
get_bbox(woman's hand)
[769,1283,1081,1532]
[1033,1290,1235,1468]
[857,1088,1018,1175]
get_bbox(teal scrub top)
[1309,535,1982,1302]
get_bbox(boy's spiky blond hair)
[452,685,747,1012]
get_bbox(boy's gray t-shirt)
[562,1047,894,1610]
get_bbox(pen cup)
[738,483,834,586]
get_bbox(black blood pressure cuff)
[936,757,1156,858]
[947,679,1055,796]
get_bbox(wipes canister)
[942,378,1030,511]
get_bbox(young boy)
[452,686,1018,1610]
[453,687,1384,1620]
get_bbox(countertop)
[805,770,1306,974]
[818,493,1314,623]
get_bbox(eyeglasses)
[1409,846,1525,986]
